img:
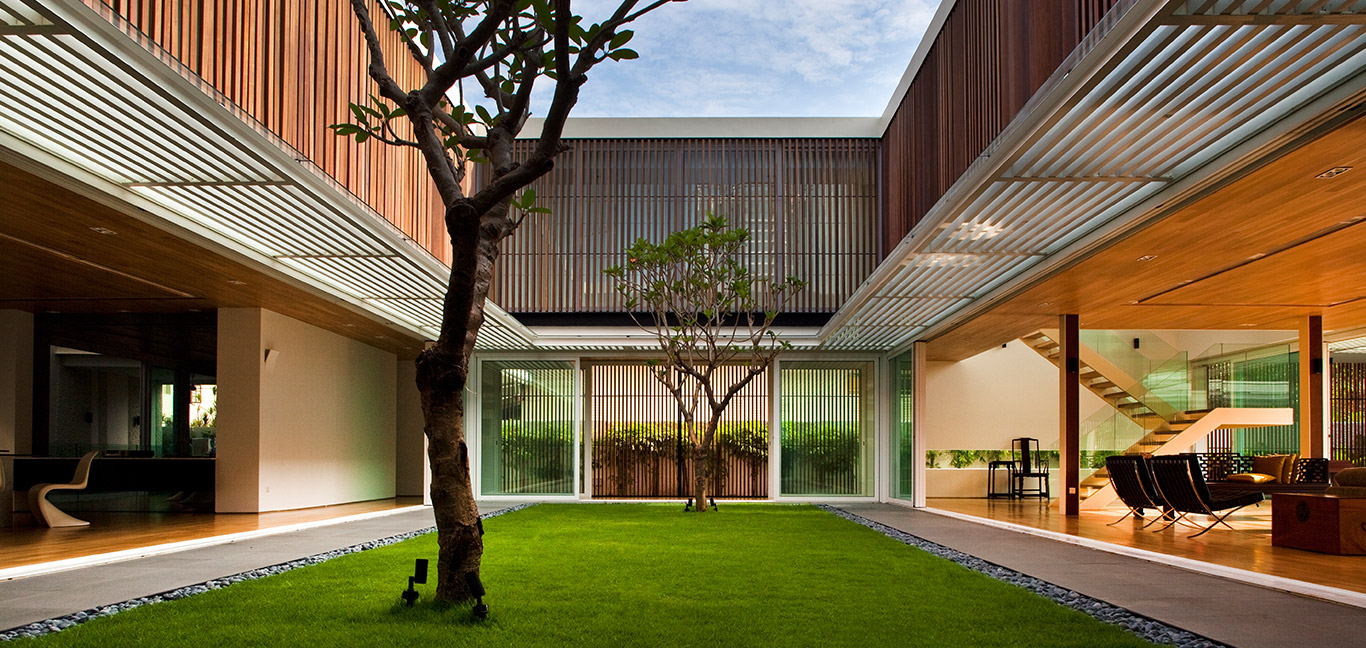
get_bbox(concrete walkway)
[837,503,1366,648]
[0,506,461,631]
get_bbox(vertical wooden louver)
[879,0,1122,258]
[87,0,451,264]
[586,361,771,499]
[485,138,879,314]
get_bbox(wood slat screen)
[879,0,1121,258]
[88,0,450,264]
[486,138,879,313]
[1331,361,1366,466]
[587,361,769,499]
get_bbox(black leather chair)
[1103,454,1164,528]
[1148,454,1264,538]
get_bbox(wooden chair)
[1012,437,1050,499]
[1104,454,1164,528]
[1148,454,1263,538]
[28,451,98,528]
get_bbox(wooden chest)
[1272,493,1366,555]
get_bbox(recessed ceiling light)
[1137,255,1158,262]
[1247,253,1266,260]
[89,226,117,235]
[1038,302,1052,307]
[1128,300,1140,305]
[1240,323,1257,327]
[227,279,247,285]
[1317,166,1352,179]
[343,323,356,328]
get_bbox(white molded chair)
[28,451,98,528]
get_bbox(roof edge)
[518,116,882,139]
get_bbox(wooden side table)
[987,460,1017,499]
[1271,493,1366,555]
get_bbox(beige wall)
[395,359,430,503]
[217,308,397,512]
[0,310,34,455]
[924,340,1108,454]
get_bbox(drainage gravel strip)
[0,503,536,642]
[819,505,1226,648]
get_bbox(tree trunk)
[414,198,507,601]
[693,417,721,512]
[417,371,482,600]
[693,444,710,512]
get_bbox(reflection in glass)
[780,361,875,496]
[481,361,576,496]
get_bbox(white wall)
[217,308,397,512]
[924,340,1108,453]
[923,341,1108,497]
[0,310,33,455]
[394,359,430,503]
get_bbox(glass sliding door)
[480,361,576,496]
[890,352,914,501]
[779,360,875,497]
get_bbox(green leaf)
[608,48,640,61]
[609,30,634,50]
[475,104,494,125]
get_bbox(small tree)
[604,215,805,511]
[335,0,680,601]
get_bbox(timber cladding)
[85,0,450,264]
[485,138,880,314]
[879,0,1121,258]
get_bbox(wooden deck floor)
[0,497,424,570]
[927,497,1366,595]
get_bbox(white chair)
[28,451,98,528]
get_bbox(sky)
[522,0,942,118]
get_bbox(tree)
[604,215,805,511]
[334,0,681,601]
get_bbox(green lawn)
[16,504,1154,647]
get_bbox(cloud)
[524,0,942,118]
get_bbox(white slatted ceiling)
[0,0,533,350]
[822,3,1366,352]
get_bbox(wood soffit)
[0,160,425,359]
[927,110,1366,362]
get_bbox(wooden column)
[1059,314,1080,516]
[1300,315,1328,458]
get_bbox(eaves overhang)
[819,0,1366,354]
[0,0,538,350]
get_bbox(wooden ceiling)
[0,160,426,359]
[927,110,1366,361]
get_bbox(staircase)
[1020,331,1210,501]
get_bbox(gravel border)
[818,505,1226,648]
[0,503,535,642]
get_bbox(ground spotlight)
[709,496,717,511]
[402,558,428,607]
[465,571,488,619]
[684,497,693,512]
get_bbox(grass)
[15,504,1154,647]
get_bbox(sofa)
[1191,452,1329,495]
[1326,466,1366,497]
